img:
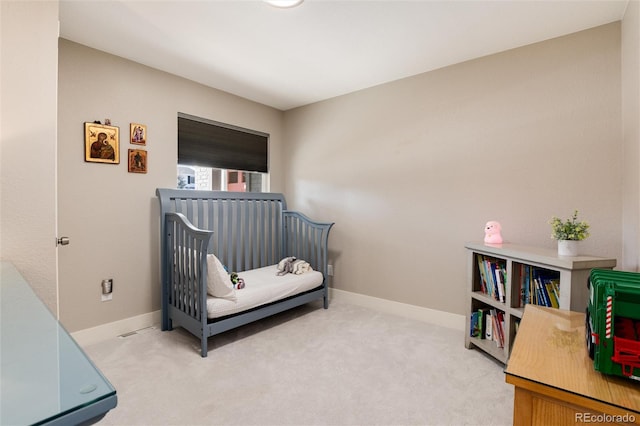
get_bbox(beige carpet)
[83,300,513,426]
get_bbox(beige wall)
[57,40,284,331]
[3,7,635,332]
[0,1,59,312]
[283,23,623,316]
[622,0,640,271]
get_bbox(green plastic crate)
[587,269,640,381]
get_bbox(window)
[177,113,268,192]
[177,166,264,192]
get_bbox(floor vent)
[118,326,157,339]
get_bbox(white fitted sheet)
[206,265,324,319]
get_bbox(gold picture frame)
[128,149,147,174]
[130,123,147,145]
[84,122,120,164]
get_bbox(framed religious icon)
[130,123,147,145]
[128,149,147,174]
[84,122,120,164]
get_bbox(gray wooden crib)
[156,189,334,357]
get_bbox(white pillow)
[206,254,237,301]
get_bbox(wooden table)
[505,305,640,425]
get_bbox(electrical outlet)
[327,264,334,276]
[101,279,113,302]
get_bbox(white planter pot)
[558,240,579,256]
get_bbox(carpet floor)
[83,300,513,426]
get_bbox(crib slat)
[176,225,184,313]
[168,220,176,310]
[196,198,204,229]
[258,200,265,267]
[299,218,305,260]
[186,231,192,316]
[250,202,258,261]
[231,203,242,272]
[251,200,258,269]
[300,220,307,262]
[249,201,264,269]
[267,201,272,263]
[207,199,214,253]
[311,227,318,270]
[277,206,283,262]
[177,224,183,313]
[187,231,194,316]
[188,235,196,317]
[234,201,240,271]
[260,201,270,265]
[242,201,247,270]
[244,200,250,270]
[186,198,193,224]
[276,201,282,263]
[217,200,223,262]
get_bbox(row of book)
[475,254,506,303]
[469,307,505,348]
[517,264,560,308]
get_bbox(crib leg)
[323,291,329,309]
[201,336,208,357]
[161,311,169,331]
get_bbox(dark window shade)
[178,115,268,173]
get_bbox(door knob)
[56,237,70,246]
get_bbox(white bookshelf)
[464,242,616,364]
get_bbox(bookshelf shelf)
[464,242,616,364]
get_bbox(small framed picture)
[85,122,120,164]
[130,123,147,145]
[128,149,147,174]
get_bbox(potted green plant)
[549,210,590,256]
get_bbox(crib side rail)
[282,210,334,278]
[163,212,213,331]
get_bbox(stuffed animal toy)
[230,272,245,289]
[484,221,503,244]
[276,256,297,276]
[276,256,312,276]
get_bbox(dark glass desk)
[1,262,117,425]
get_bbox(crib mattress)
[206,265,324,319]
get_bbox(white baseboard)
[330,288,465,331]
[71,291,463,347]
[71,310,161,347]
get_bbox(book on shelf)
[484,310,493,341]
[518,264,560,308]
[475,254,506,303]
[476,254,488,294]
[494,266,506,303]
[534,278,549,307]
[479,308,489,339]
[469,308,492,339]
[470,311,480,338]
[479,308,490,339]
[545,280,560,308]
[491,308,505,348]
[470,307,505,348]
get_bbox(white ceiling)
[59,0,629,111]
